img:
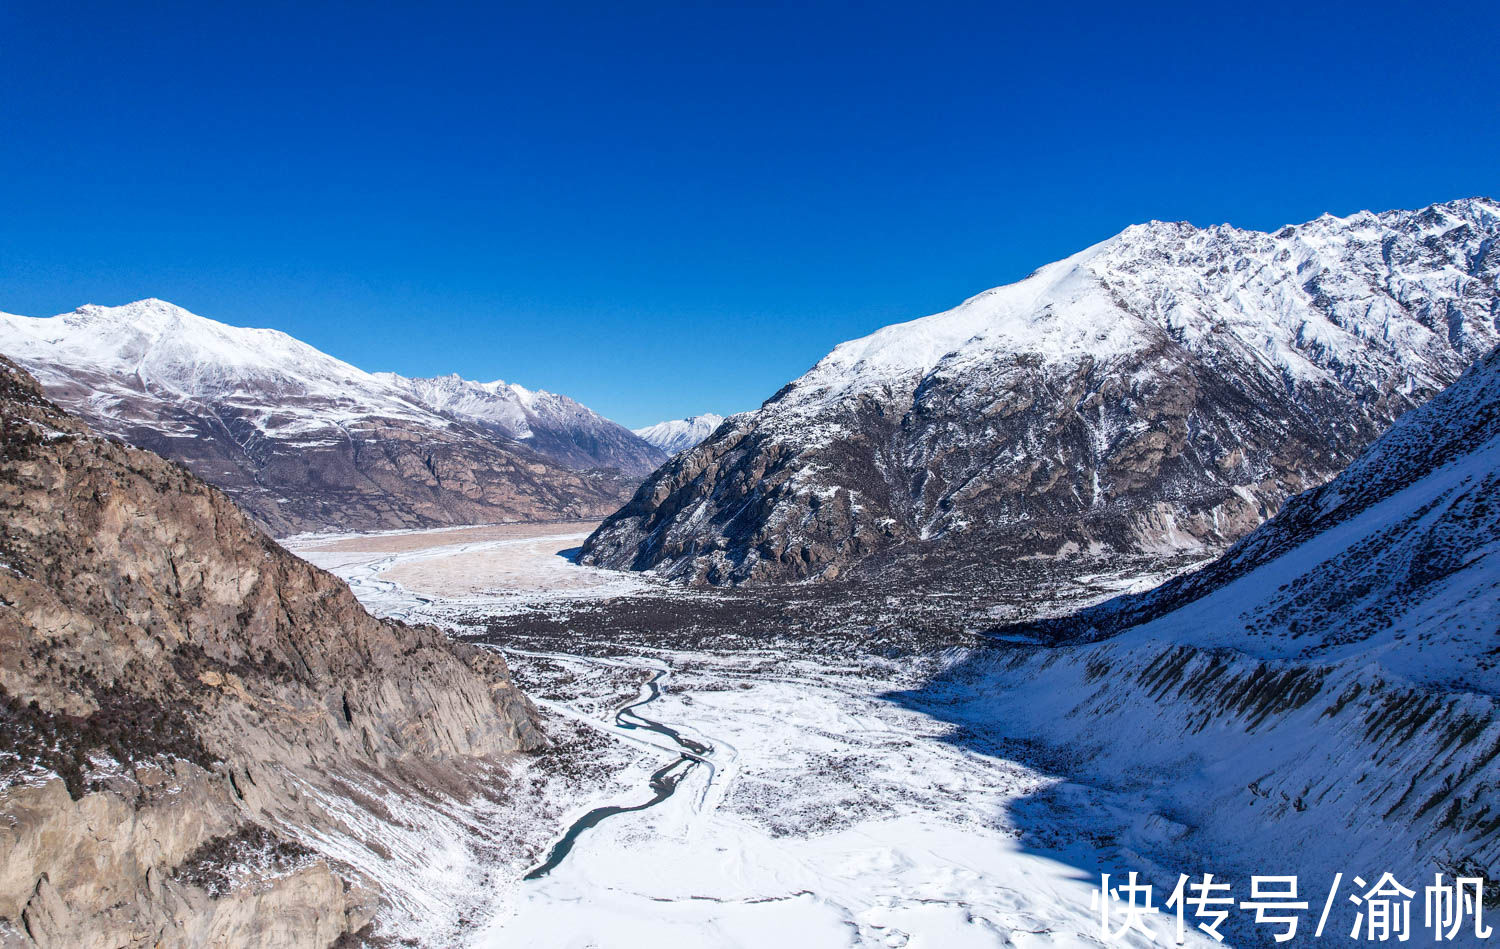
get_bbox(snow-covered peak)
[633,413,726,455]
[780,198,1500,415]
[0,298,657,473]
[0,298,417,413]
[806,237,1124,390]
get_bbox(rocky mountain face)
[0,299,659,535]
[907,343,1500,914]
[633,413,727,456]
[583,198,1500,584]
[0,357,543,947]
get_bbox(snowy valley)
[289,521,1226,947]
[290,326,1498,947]
[3,199,1497,948]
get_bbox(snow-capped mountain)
[909,343,1500,914]
[582,198,1500,584]
[378,373,666,475]
[633,413,726,455]
[0,298,658,534]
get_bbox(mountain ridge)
[0,298,662,534]
[582,197,1500,584]
[377,371,667,476]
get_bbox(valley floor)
[287,525,1217,949]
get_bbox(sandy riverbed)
[288,520,602,554]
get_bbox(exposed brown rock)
[0,356,542,946]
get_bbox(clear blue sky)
[2,1,1496,427]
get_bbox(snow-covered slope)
[583,198,1500,584]
[0,299,655,533]
[905,345,1500,922]
[0,298,435,436]
[632,413,726,455]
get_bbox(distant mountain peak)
[633,413,726,455]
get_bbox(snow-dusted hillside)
[905,345,1500,918]
[632,413,726,455]
[0,299,655,533]
[583,198,1500,584]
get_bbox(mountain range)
[581,198,1500,584]
[0,299,665,535]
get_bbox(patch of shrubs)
[0,681,217,799]
[0,411,44,463]
[172,640,302,688]
[170,824,317,898]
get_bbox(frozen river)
[287,524,1213,949]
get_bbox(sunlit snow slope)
[632,413,726,456]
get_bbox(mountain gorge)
[0,299,662,536]
[0,357,545,946]
[582,198,1500,585]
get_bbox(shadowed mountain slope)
[892,345,1500,930]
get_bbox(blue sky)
[1,1,1496,428]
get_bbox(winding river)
[523,667,715,880]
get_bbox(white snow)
[377,371,635,445]
[1114,431,1500,686]
[0,298,641,451]
[772,199,1500,418]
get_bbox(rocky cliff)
[583,198,1500,584]
[0,356,543,947]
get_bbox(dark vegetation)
[0,680,216,799]
[464,550,1204,663]
[170,824,317,897]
